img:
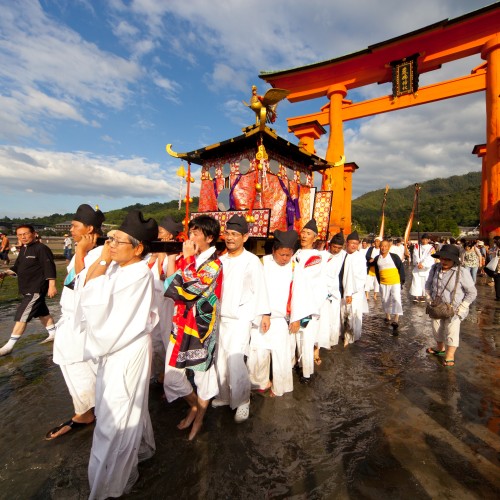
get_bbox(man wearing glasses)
[0,224,57,355]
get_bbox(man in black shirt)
[0,225,57,355]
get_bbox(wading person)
[410,233,435,302]
[81,210,158,499]
[343,230,369,343]
[248,229,298,397]
[365,237,381,300]
[425,244,477,367]
[163,215,223,440]
[289,219,329,383]
[212,214,270,423]
[373,238,405,334]
[0,225,57,355]
[46,204,105,440]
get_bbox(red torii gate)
[260,3,500,237]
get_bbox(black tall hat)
[73,204,105,229]
[274,229,299,249]
[302,219,318,234]
[119,210,158,243]
[226,214,249,235]
[330,231,345,245]
[346,230,360,241]
[159,216,183,237]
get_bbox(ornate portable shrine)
[166,88,336,243]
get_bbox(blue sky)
[0,0,495,218]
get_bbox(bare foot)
[177,406,197,430]
[188,419,203,441]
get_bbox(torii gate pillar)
[325,85,347,234]
[481,35,500,237]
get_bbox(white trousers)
[365,274,380,293]
[432,316,461,347]
[295,317,319,379]
[60,360,98,415]
[410,270,428,297]
[163,340,219,402]
[215,318,252,409]
[380,283,403,315]
[317,298,341,348]
[248,318,293,397]
[88,336,155,500]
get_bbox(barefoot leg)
[177,391,198,430]
[188,397,209,441]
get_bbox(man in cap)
[46,204,105,440]
[425,244,477,367]
[318,231,355,353]
[289,219,329,383]
[410,233,435,303]
[343,230,369,344]
[212,214,270,422]
[0,224,57,355]
[147,215,184,384]
[373,238,405,333]
[365,237,381,300]
[248,229,298,397]
[81,210,158,499]
[163,215,222,440]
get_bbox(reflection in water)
[0,272,499,498]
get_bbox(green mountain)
[352,171,481,236]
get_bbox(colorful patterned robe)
[164,251,223,371]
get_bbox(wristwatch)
[99,260,108,266]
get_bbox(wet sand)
[0,267,499,499]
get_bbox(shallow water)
[0,270,499,499]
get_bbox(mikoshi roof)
[166,124,332,172]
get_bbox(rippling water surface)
[0,271,499,499]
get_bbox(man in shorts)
[0,224,57,355]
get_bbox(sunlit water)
[0,270,499,499]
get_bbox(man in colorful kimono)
[212,215,270,423]
[248,229,298,397]
[163,215,223,440]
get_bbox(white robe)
[81,261,158,500]
[53,247,101,414]
[290,249,329,378]
[343,250,370,342]
[410,243,435,296]
[248,254,293,396]
[217,249,270,408]
[146,255,175,379]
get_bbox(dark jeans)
[494,273,500,300]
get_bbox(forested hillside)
[352,171,480,236]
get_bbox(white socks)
[0,335,21,356]
[40,325,56,344]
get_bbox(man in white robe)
[213,215,270,423]
[410,233,435,302]
[146,216,183,383]
[81,210,158,500]
[365,237,381,300]
[46,204,105,440]
[248,229,298,397]
[373,239,405,334]
[343,230,369,344]
[289,219,329,383]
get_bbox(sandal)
[314,356,322,366]
[426,347,445,356]
[442,359,455,367]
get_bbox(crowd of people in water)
[0,206,499,499]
